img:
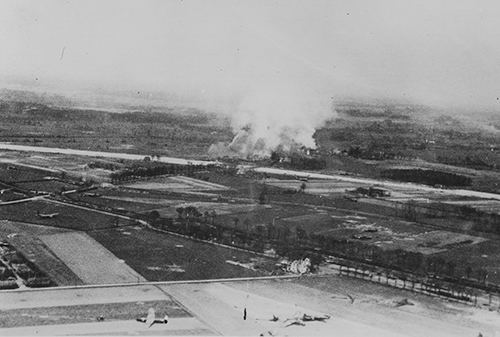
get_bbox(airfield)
[1,275,499,336]
[1,145,500,336]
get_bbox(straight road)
[253,166,500,201]
[0,143,219,166]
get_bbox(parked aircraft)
[283,313,330,327]
[36,211,59,219]
[136,308,169,328]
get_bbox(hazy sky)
[1,0,500,109]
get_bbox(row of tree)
[147,206,499,295]
[110,163,211,182]
[381,168,472,187]
[308,233,494,291]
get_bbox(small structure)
[352,186,391,198]
[369,186,391,197]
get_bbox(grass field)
[89,226,275,281]
[0,199,133,230]
[15,154,120,183]
[0,190,27,202]
[70,194,166,213]
[0,300,189,328]
[0,162,59,183]
[124,175,229,192]
[442,199,500,215]
[435,239,500,284]
[277,210,487,255]
[16,180,80,194]
[40,231,146,284]
[263,178,360,196]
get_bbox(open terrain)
[1,98,500,335]
[89,226,273,281]
[0,275,498,336]
[0,283,214,336]
[0,199,132,231]
[40,231,146,284]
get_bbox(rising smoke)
[208,82,335,159]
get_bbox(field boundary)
[0,274,302,293]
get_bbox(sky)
[1,0,500,109]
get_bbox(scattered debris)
[394,298,414,307]
[331,294,355,304]
[283,313,331,327]
[352,234,372,240]
[346,294,355,304]
[285,258,312,274]
[301,313,331,322]
[285,320,306,327]
[226,260,256,271]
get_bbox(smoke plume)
[209,82,335,159]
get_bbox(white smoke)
[209,82,335,159]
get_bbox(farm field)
[276,210,487,255]
[213,203,313,232]
[2,147,500,295]
[0,189,27,202]
[151,201,267,218]
[0,199,134,230]
[71,194,167,213]
[124,175,229,192]
[0,161,59,183]
[0,221,83,286]
[40,231,146,284]
[15,179,80,194]
[16,154,122,183]
[69,187,236,214]
[2,87,500,335]
[0,154,130,186]
[263,178,359,196]
[89,226,275,281]
[442,199,500,215]
[435,239,500,284]
[80,186,220,202]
